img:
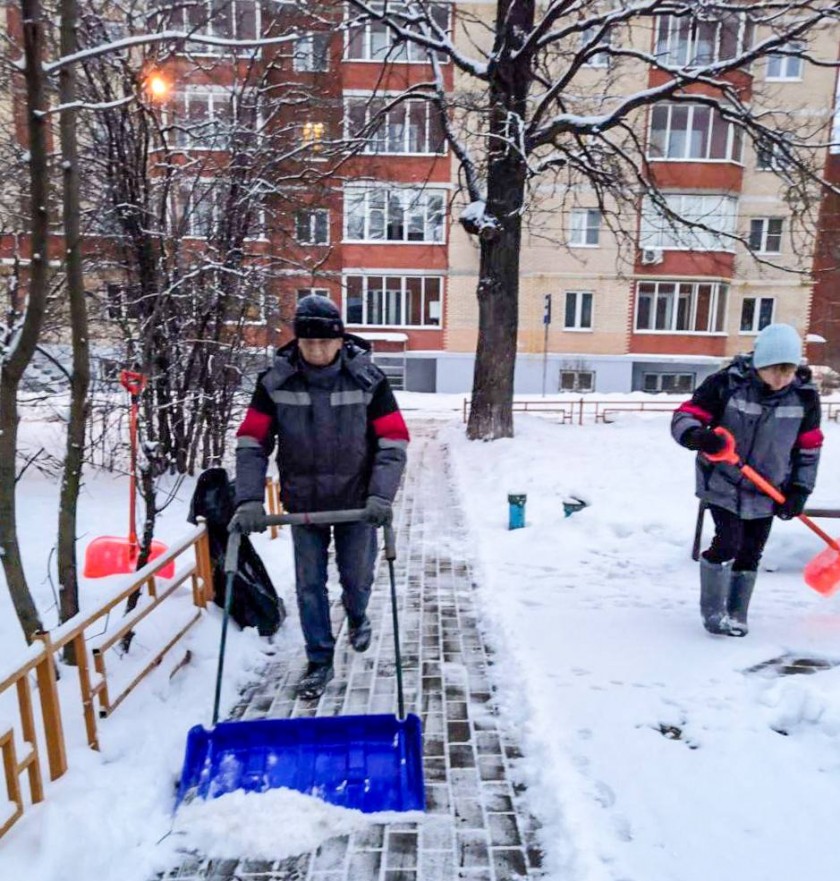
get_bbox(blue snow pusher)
[175,509,425,814]
[177,713,424,812]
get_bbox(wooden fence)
[0,524,212,839]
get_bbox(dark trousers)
[702,505,773,572]
[291,521,378,665]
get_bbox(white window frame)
[179,179,221,239]
[564,291,594,331]
[756,138,791,172]
[178,178,265,240]
[294,33,331,72]
[242,291,268,326]
[344,1,451,64]
[559,370,595,393]
[580,25,610,68]
[345,96,447,155]
[748,217,783,254]
[635,280,729,334]
[344,186,447,244]
[766,44,804,81]
[739,296,775,334]
[295,209,330,245]
[299,120,328,159]
[654,13,753,67]
[640,194,738,252]
[569,209,601,247]
[171,86,233,150]
[343,273,443,328]
[648,103,743,163]
[174,0,260,57]
[642,372,695,394]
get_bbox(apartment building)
[441,5,840,395]
[2,3,838,396]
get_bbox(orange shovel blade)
[804,544,840,596]
[83,536,175,579]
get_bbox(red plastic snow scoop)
[705,427,840,595]
[83,371,174,579]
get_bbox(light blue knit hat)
[752,323,802,369]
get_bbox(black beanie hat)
[293,294,344,339]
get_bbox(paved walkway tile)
[158,422,546,881]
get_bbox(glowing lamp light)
[146,73,171,101]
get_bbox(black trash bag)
[188,467,286,636]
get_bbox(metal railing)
[462,396,677,425]
[0,525,212,839]
[464,396,840,426]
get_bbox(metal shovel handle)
[216,510,403,724]
[268,511,397,558]
[263,509,366,528]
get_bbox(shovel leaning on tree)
[83,370,174,580]
[704,426,840,596]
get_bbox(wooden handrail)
[0,523,211,840]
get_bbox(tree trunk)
[466,0,534,440]
[0,0,49,643]
[466,171,525,440]
[57,0,90,659]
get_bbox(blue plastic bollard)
[508,493,527,530]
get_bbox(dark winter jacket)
[671,355,823,519]
[234,335,409,513]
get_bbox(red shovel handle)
[704,427,840,552]
[119,370,147,396]
[702,427,739,466]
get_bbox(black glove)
[775,487,809,521]
[683,427,727,455]
[229,501,267,534]
[363,495,392,527]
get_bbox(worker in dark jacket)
[231,294,410,698]
[672,323,822,637]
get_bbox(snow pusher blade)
[176,511,425,814]
[83,536,175,579]
[804,545,840,596]
[176,713,425,812]
[706,428,840,596]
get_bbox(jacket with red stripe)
[671,355,822,518]
[235,335,409,513]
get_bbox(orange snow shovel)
[705,427,840,595]
[83,371,174,579]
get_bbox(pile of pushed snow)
[173,788,423,860]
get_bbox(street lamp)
[145,71,172,102]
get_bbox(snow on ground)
[447,410,840,881]
[2,395,840,881]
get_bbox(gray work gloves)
[229,500,267,534]
[364,495,392,527]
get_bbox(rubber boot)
[700,558,732,635]
[726,569,757,637]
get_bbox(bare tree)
[344,0,840,439]
[0,0,50,643]
[56,0,91,644]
